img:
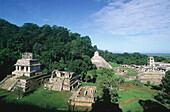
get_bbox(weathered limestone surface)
[120,56,170,85]
[137,73,165,85]
[12,53,41,77]
[91,51,112,69]
[148,57,155,67]
[69,86,96,107]
[44,70,80,91]
[0,76,18,90]
[0,53,48,92]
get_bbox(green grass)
[109,62,120,68]
[124,81,133,83]
[121,67,138,76]
[124,76,129,78]
[118,83,158,112]
[17,76,30,80]
[81,82,99,87]
[0,86,72,111]
[122,100,143,112]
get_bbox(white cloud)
[92,0,170,36]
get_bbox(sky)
[0,0,170,53]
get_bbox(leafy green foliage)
[99,51,148,65]
[0,19,96,81]
[0,18,169,82]
[147,81,151,86]
[95,68,119,103]
[155,71,170,106]
[14,86,23,99]
[161,71,170,94]
[132,77,142,87]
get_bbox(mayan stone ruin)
[44,70,80,91]
[68,86,96,107]
[0,53,44,92]
[12,53,41,77]
[119,56,170,85]
[91,51,112,69]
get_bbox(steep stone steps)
[0,76,17,90]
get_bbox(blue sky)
[0,0,170,53]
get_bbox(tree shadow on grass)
[0,98,66,112]
[139,100,169,112]
[91,88,122,112]
[150,85,162,90]
[0,95,8,100]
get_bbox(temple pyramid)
[91,51,112,69]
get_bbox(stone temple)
[91,51,112,69]
[0,53,44,92]
[12,53,41,77]
[44,70,80,91]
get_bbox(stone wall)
[137,73,165,85]
[69,86,96,107]
[44,70,80,91]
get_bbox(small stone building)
[91,51,112,69]
[44,70,80,91]
[0,53,46,92]
[68,86,96,107]
[12,53,41,77]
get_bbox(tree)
[155,71,170,105]
[147,81,151,86]
[95,68,119,103]
[133,77,142,87]
[161,71,170,94]
[14,85,23,99]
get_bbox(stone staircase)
[0,76,18,90]
[51,78,64,91]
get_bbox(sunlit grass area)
[121,67,138,76]
[118,83,161,112]
[109,62,120,68]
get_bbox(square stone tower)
[148,56,155,67]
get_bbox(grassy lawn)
[81,82,99,87]
[121,67,138,76]
[0,86,72,111]
[109,62,120,68]
[0,85,93,112]
[16,75,30,80]
[118,83,158,112]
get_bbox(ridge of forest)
[0,18,169,80]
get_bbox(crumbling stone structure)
[0,53,44,91]
[120,56,170,85]
[12,53,41,77]
[44,70,80,91]
[91,51,112,69]
[69,86,96,107]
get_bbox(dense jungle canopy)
[0,19,169,80]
